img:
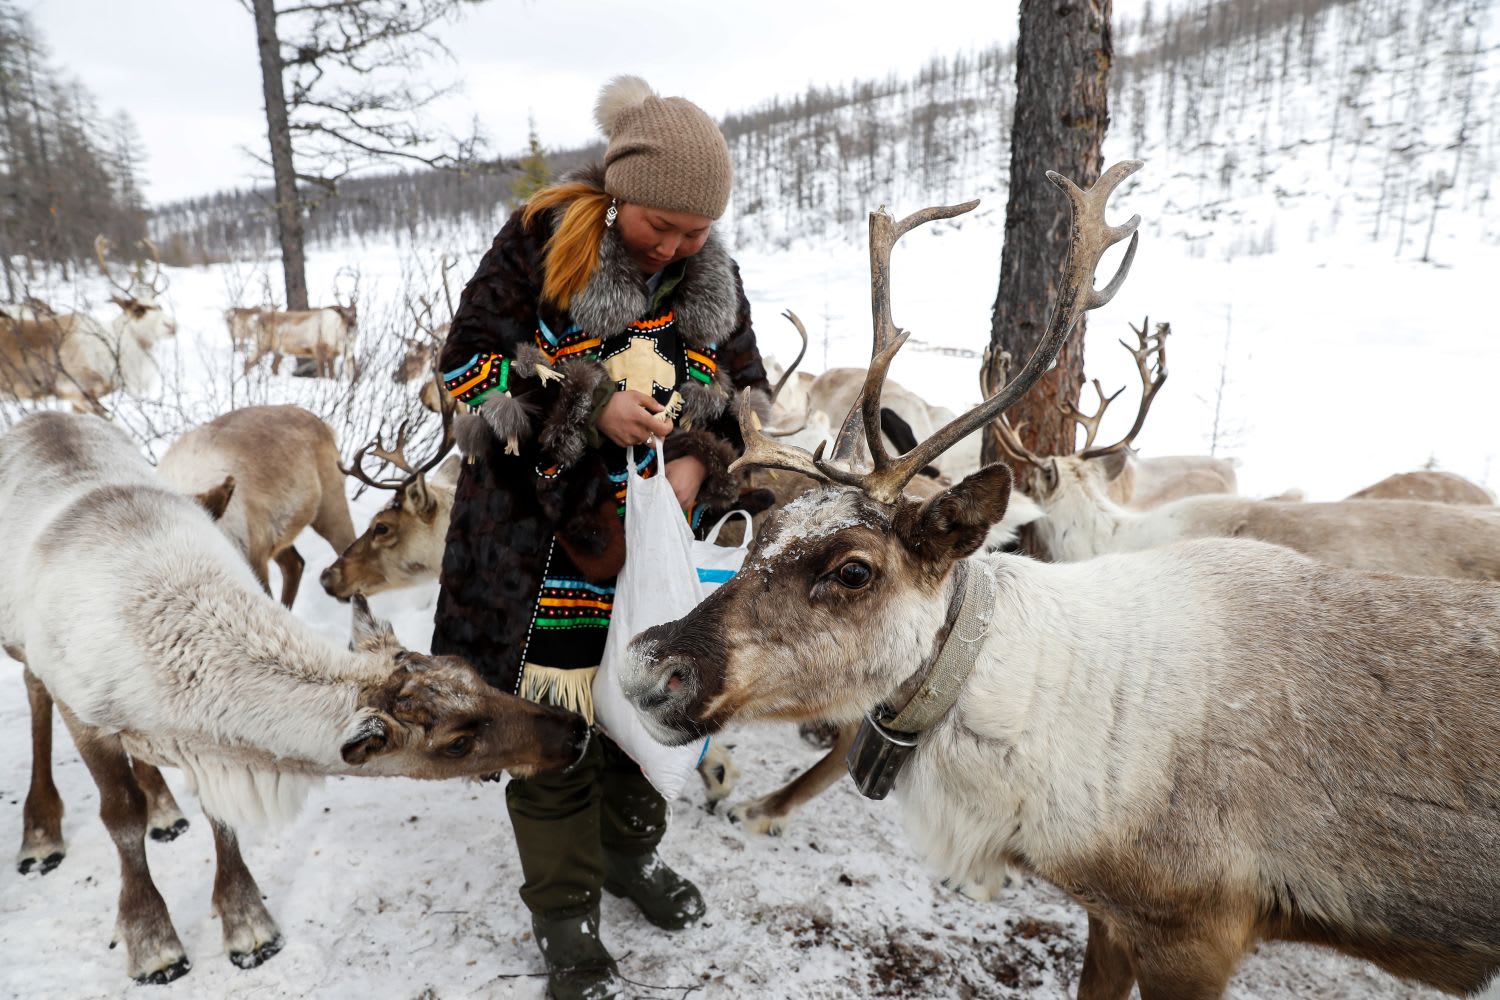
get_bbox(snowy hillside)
[3,0,1498,995]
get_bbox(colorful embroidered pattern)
[534,577,615,629]
[684,346,717,385]
[535,320,600,363]
[443,353,510,408]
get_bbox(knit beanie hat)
[594,75,732,220]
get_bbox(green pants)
[505,730,667,917]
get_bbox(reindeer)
[321,416,460,601]
[239,305,357,378]
[1347,469,1494,505]
[0,239,174,412]
[157,405,359,608]
[806,366,981,481]
[996,325,1500,578]
[0,411,587,985]
[620,163,1499,998]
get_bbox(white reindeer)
[0,411,587,986]
[621,165,1499,998]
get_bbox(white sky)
[21,0,1058,205]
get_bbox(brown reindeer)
[237,305,357,378]
[157,405,357,608]
[1347,469,1493,505]
[621,164,1499,998]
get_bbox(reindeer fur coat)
[434,166,770,692]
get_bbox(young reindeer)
[158,404,358,608]
[621,163,1500,999]
[0,412,587,986]
[321,417,461,600]
[997,328,1500,578]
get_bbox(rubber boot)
[602,849,706,930]
[532,906,621,1000]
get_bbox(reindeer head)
[322,455,460,599]
[339,597,588,778]
[97,236,174,345]
[623,162,1142,745]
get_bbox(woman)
[433,76,770,1000]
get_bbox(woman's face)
[615,202,713,274]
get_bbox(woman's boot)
[532,905,621,1000]
[602,849,706,930]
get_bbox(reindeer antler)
[733,160,1143,504]
[771,309,810,406]
[341,402,456,491]
[1061,379,1126,452]
[1077,316,1168,459]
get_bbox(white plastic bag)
[593,439,710,799]
[693,510,752,598]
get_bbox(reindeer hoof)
[135,957,191,985]
[229,935,284,970]
[149,818,190,842]
[17,850,65,875]
[727,802,787,837]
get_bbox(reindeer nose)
[635,656,695,712]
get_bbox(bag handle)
[703,509,755,547]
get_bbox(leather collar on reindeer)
[846,559,997,800]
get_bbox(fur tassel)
[541,360,610,468]
[679,381,730,430]
[595,75,656,136]
[477,391,536,456]
[520,663,598,726]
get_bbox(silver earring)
[604,198,618,228]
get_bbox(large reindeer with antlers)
[620,162,1499,998]
[996,326,1500,578]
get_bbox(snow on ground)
[0,216,1475,997]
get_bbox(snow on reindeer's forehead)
[750,488,883,571]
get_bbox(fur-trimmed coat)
[432,170,770,692]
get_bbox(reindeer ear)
[350,595,400,652]
[193,476,236,521]
[401,475,437,519]
[340,710,395,764]
[912,463,1012,563]
[1097,450,1130,482]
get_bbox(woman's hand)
[597,390,673,447]
[664,456,708,512]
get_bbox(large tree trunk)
[251,0,308,311]
[980,0,1114,464]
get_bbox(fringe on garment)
[519,663,598,726]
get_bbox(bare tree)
[244,0,486,312]
[980,0,1117,463]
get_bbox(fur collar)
[559,166,739,350]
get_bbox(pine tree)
[509,115,550,205]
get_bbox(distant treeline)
[0,2,150,293]
[147,0,1491,262]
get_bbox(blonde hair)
[522,183,612,310]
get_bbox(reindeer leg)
[18,663,66,875]
[1077,914,1137,1000]
[57,704,189,985]
[209,818,284,969]
[1131,923,1247,1000]
[130,759,189,843]
[727,723,857,836]
[697,741,739,812]
[273,546,304,609]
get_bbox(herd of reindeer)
[0,161,1495,999]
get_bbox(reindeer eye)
[374,522,391,536]
[835,560,873,589]
[443,736,472,757]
